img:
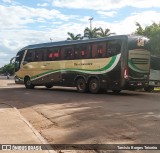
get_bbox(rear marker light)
[124,68,128,79]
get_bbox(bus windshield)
[15,50,25,72]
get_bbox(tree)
[135,22,160,55]
[0,63,15,75]
[84,27,101,39]
[98,28,115,37]
[67,32,82,40]
[135,22,144,35]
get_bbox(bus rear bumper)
[125,80,149,90]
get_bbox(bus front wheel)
[24,77,34,89]
[89,78,100,94]
[76,78,87,93]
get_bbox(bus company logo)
[137,38,144,46]
[74,63,93,66]
[2,145,11,150]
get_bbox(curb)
[0,103,56,153]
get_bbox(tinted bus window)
[61,46,74,60]
[34,49,44,61]
[106,40,121,57]
[24,50,35,63]
[74,44,91,59]
[47,47,60,61]
[92,42,106,58]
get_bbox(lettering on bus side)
[74,63,93,66]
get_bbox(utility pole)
[89,17,93,30]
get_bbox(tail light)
[124,68,128,79]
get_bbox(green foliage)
[67,32,82,40]
[135,22,160,55]
[67,27,115,40]
[97,27,115,37]
[84,27,101,38]
[0,63,15,75]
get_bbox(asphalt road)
[0,85,160,152]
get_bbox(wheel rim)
[78,81,85,90]
[26,80,31,86]
[89,79,100,93]
[91,82,97,90]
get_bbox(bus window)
[92,42,106,58]
[61,46,74,60]
[34,49,45,61]
[47,47,60,61]
[74,44,91,59]
[106,40,121,57]
[24,50,34,63]
[81,44,91,59]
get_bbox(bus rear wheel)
[76,78,87,93]
[24,77,34,89]
[89,78,100,94]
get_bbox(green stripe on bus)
[30,55,117,80]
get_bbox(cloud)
[94,11,160,34]
[37,3,49,7]
[97,11,117,17]
[0,52,8,57]
[52,0,160,10]
[2,0,13,3]
[0,2,160,67]
[0,5,74,29]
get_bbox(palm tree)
[84,27,101,39]
[98,28,115,37]
[67,32,82,40]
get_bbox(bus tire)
[112,90,121,94]
[45,85,53,89]
[89,78,100,94]
[24,77,34,89]
[76,78,87,93]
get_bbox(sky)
[0,0,160,67]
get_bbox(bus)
[144,55,160,92]
[14,35,150,93]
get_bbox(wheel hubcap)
[91,82,97,90]
[79,82,84,90]
[27,80,31,86]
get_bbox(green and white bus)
[14,35,150,93]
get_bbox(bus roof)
[18,35,145,52]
